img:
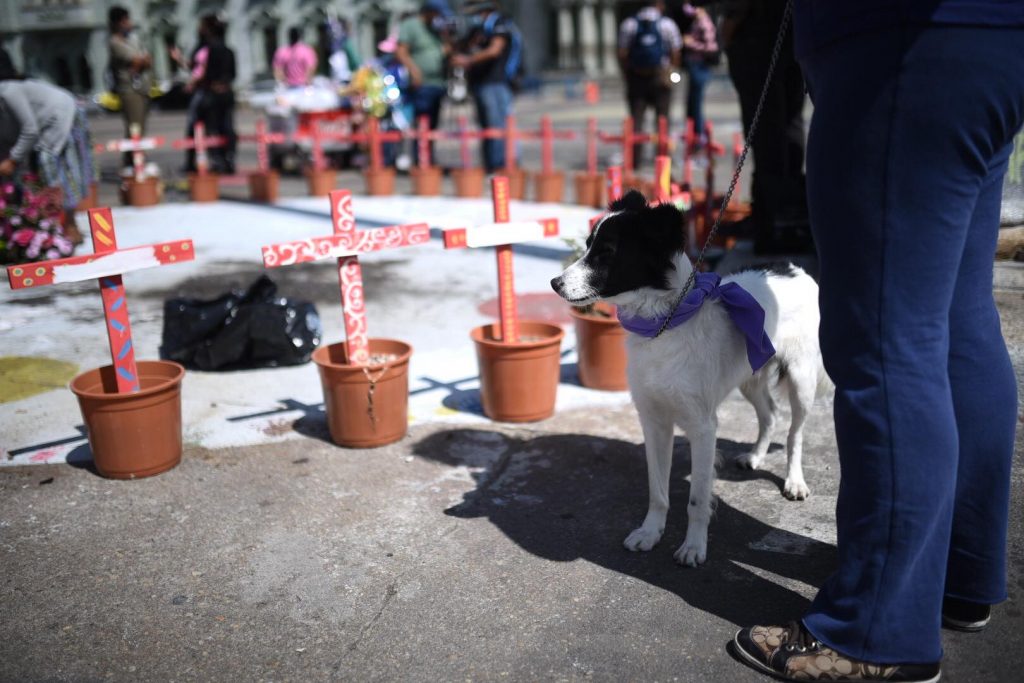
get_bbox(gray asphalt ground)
[2,77,1023,682]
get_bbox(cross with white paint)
[259,190,430,366]
[5,208,195,393]
[442,176,560,343]
[94,124,164,182]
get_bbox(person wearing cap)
[451,1,517,172]
[397,1,452,164]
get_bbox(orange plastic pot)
[574,172,603,208]
[410,166,443,196]
[248,170,280,203]
[189,173,219,202]
[75,182,99,212]
[534,171,565,203]
[364,167,396,196]
[570,303,628,391]
[471,321,564,423]
[312,339,412,448]
[504,167,529,200]
[69,360,185,479]
[307,168,337,197]
[452,167,485,198]
[125,177,159,207]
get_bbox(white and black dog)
[551,191,828,566]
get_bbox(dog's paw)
[735,452,764,470]
[623,526,663,552]
[783,476,810,501]
[674,538,707,567]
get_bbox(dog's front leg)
[624,407,674,552]
[675,418,717,567]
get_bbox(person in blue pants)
[733,2,1024,681]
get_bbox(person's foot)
[942,597,991,632]
[733,621,941,682]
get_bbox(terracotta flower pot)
[534,171,566,203]
[452,167,485,198]
[69,360,185,479]
[364,167,396,196]
[312,339,412,448]
[570,303,628,391]
[125,176,159,207]
[504,167,529,200]
[75,182,99,212]
[471,321,564,423]
[307,168,337,197]
[410,166,443,196]
[248,170,280,203]
[188,173,219,203]
[574,172,603,208]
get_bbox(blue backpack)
[628,17,665,70]
[483,13,525,87]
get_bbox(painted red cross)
[170,122,227,174]
[442,176,560,343]
[259,190,430,366]
[94,124,164,182]
[412,115,446,170]
[526,116,576,176]
[237,118,287,173]
[450,116,503,170]
[5,208,195,393]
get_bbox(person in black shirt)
[197,16,236,174]
[451,1,517,171]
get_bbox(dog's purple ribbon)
[617,272,776,372]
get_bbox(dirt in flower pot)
[312,339,412,448]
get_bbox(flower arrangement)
[0,175,74,264]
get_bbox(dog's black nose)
[550,276,563,294]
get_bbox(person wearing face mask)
[107,5,152,169]
[451,1,523,172]
[396,1,453,165]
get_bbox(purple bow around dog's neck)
[617,272,776,372]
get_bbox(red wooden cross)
[450,115,503,169]
[260,190,429,366]
[5,208,195,393]
[530,116,576,175]
[442,176,560,343]
[170,122,227,174]
[360,117,403,172]
[412,115,445,170]
[598,117,649,176]
[95,124,165,182]
[237,118,288,173]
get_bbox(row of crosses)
[6,180,563,392]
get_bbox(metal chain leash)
[652,0,794,340]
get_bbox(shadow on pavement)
[412,428,836,628]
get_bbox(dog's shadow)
[412,429,836,627]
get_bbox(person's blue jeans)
[684,58,711,142]
[472,81,513,171]
[410,84,446,166]
[799,24,1024,664]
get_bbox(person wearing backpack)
[451,1,524,172]
[618,0,682,167]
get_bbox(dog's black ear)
[648,202,686,253]
[609,189,647,213]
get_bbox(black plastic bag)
[160,275,322,370]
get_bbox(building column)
[579,1,600,76]
[87,28,107,91]
[600,2,618,76]
[557,5,574,70]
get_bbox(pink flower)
[26,244,39,259]
[45,248,59,260]
[11,228,34,246]
[0,199,6,209]
[39,219,51,229]
[53,235,72,252]
[24,208,38,221]
[2,184,13,195]
[9,215,21,226]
